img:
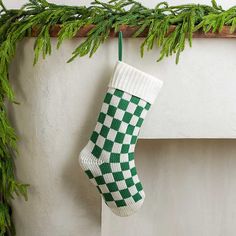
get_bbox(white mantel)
[12,38,236,139]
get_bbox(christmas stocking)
[79,61,163,216]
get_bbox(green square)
[111,119,121,130]
[115,199,126,207]
[115,132,125,143]
[95,175,105,185]
[135,182,143,191]
[136,118,144,127]
[126,125,135,135]
[131,167,137,176]
[134,106,143,117]
[118,99,129,111]
[128,153,135,161]
[131,136,137,144]
[103,193,114,202]
[145,102,151,110]
[121,162,130,171]
[92,146,102,158]
[85,170,94,179]
[114,89,124,98]
[107,182,119,192]
[90,132,99,143]
[120,188,131,199]
[107,105,117,117]
[98,112,106,124]
[121,144,129,153]
[103,139,114,152]
[130,96,140,105]
[133,192,142,202]
[122,112,132,123]
[99,163,112,174]
[125,177,134,187]
[100,126,109,138]
[113,171,124,181]
[110,153,120,163]
[104,93,112,104]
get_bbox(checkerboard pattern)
[80,88,151,215]
[90,88,150,161]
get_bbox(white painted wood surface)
[102,140,236,236]
[11,38,236,139]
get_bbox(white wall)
[9,39,102,236]
[103,140,236,236]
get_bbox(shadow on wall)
[7,38,118,236]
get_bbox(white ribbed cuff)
[108,61,163,104]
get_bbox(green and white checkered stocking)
[79,61,163,216]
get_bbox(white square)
[111,191,123,201]
[96,136,105,148]
[140,109,148,119]
[120,122,128,133]
[91,165,103,177]
[101,150,110,162]
[123,134,132,144]
[128,144,135,153]
[120,154,129,163]
[132,175,139,184]
[110,96,120,107]
[129,115,139,126]
[128,185,138,195]
[104,115,113,127]
[139,190,145,198]
[124,197,135,205]
[138,99,146,107]
[108,88,116,95]
[106,201,117,208]
[88,140,95,150]
[107,129,117,142]
[101,103,109,114]
[114,109,125,120]
[122,93,132,101]
[129,160,135,169]
[99,184,109,193]
[126,102,137,114]
[112,143,122,153]
[110,163,122,172]
[123,170,132,179]
[133,126,140,136]
[115,180,127,190]
[103,173,115,183]
[94,123,102,133]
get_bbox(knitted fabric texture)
[79,61,163,216]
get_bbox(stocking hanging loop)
[118,31,123,61]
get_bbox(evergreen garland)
[0,0,236,234]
